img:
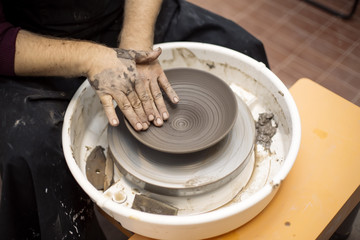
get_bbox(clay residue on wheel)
[256,113,277,149]
[131,194,178,215]
[86,146,114,191]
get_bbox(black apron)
[1,0,124,39]
[0,1,269,239]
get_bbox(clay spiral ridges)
[125,68,238,154]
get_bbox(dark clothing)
[0,0,269,239]
[0,77,103,240]
[0,1,20,75]
[1,0,124,39]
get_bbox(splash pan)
[62,42,301,239]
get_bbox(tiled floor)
[189,0,360,107]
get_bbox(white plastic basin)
[62,42,301,239]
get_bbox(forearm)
[119,0,163,50]
[14,30,112,77]
[13,29,163,130]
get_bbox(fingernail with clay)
[148,114,154,121]
[156,118,163,126]
[142,122,148,129]
[173,97,179,103]
[112,119,118,126]
[136,122,143,130]
[163,112,169,120]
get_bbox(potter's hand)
[137,60,179,126]
[87,47,161,131]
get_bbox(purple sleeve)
[0,1,21,76]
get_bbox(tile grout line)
[261,3,304,39]
[317,39,360,84]
[260,3,308,72]
[272,11,338,74]
[233,0,269,22]
[352,91,360,104]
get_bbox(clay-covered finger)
[134,77,156,122]
[150,79,169,122]
[99,95,119,126]
[113,92,143,131]
[126,89,149,130]
[158,72,179,104]
[142,79,156,122]
[133,47,162,64]
[144,79,162,126]
[150,98,163,127]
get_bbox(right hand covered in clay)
[136,59,179,127]
[87,47,162,131]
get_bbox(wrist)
[84,44,116,78]
[118,29,153,51]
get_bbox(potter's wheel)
[63,42,301,238]
[108,88,255,210]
